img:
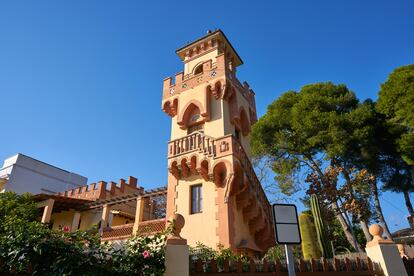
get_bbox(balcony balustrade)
[168,132,216,158]
[168,132,271,221]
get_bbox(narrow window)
[191,185,202,214]
[235,128,241,140]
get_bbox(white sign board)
[272,204,301,244]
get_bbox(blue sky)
[1,0,413,231]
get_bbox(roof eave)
[175,29,243,66]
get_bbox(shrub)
[189,243,249,272]
[0,192,170,276]
[111,231,169,276]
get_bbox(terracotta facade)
[163,29,274,254]
[33,30,274,255]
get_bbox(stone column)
[38,198,55,224]
[100,204,111,234]
[166,172,178,219]
[165,214,189,276]
[149,197,154,220]
[365,224,407,276]
[71,212,81,232]
[398,244,409,259]
[133,197,145,234]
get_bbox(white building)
[0,153,87,194]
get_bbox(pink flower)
[63,225,70,232]
[142,250,150,259]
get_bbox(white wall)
[0,153,87,194]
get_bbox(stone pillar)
[133,197,145,234]
[166,172,178,219]
[71,212,81,232]
[149,197,154,220]
[165,214,189,276]
[365,224,407,276]
[398,244,409,259]
[100,204,111,234]
[39,198,55,224]
[108,212,114,227]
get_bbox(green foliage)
[310,195,333,258]
[250,82,393,251]
[111,232,168,276]
[0,191,38,220]
[263,245,285,260]
[189,242,217,262]
[189,242,247,263]
[251,82,371,197]
[298,212,321,260]
[0,192,110,275]
[377,64,414,165]
[189,243,248,272]
[215,244,243,263]
[263,245,302,261]
[0,192,169,276]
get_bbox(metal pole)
[285,244,296,276]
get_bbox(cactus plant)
[299,212,322,260]
[310,194,333,258]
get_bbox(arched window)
[187,105,201,125]
[194,64,203,75]
[239,109,250,136]
[184,103,204,134]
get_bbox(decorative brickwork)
[58,176,140,201]
[163,30,274,254]
[101,219,166,241]
[101,223,134,241]
[190,257,376,275]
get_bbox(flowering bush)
[0,192,170,276]
[111,231,169,276]
[0,192,111,275]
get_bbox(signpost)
[272,204,301,276]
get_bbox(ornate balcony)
[168,132,216,159]
[167,132,274,249]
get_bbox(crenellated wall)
[162,30,274,254]
[58,176,142,200]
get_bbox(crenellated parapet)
[162,57,257,113]
[58,176,143,201]
[162,30,273,253]
[163,75,257,138]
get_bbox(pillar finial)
[166,213,187,245]
[366,224,394,247]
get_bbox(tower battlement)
[162,30,273,255]
[58,176,143,200]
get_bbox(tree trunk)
[403,190,414,229]
[332,201,363,252]
[411,166,414,187]
[340,198,360,247]
[371,180,393,240]
[360,220,372,243]
[403,190,414,216]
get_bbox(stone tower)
[162,30,274,254]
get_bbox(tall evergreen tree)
[377,64,414,217]
[251,82,383,251]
